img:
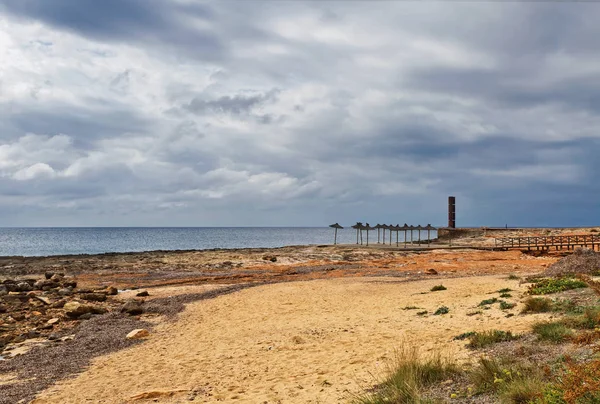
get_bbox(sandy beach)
[31,274,552,403]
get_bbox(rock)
[52,299,67,309]
[34,280,59,291]
[47,318,60,326]
[48,333,60,341]
[44,272,55,280]
[79,313,93,320]
[76,289,93,294]
[11,313,25,322]
[4,283,19,293]
[0,304,7,313]
[0,285,7,296]
[27,330,40,339]
[90,306,107,315]
[62,281,77,289]
[262,255,277,262]
[126,329,150,340]
[81,293,107,302]
[64,302,94,318]
[34,295,52,305]
[106,286,118,296]
[50,274,64,282]
[136,290,149,297]
[58,288,72,296]
[121,300,143,315]
[425,268,438,275]
[17,282,33,292]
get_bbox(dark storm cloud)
[183,90,280,116]
[0,0,223,58]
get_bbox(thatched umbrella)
[375,224,382,244]
[364,223,375,246]
[399,223,410,247]
[416,225,424,246]
[351,222,363,244]
[329,223,343,245]
[424,224,436,245]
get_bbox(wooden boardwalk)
[495,234,600,251]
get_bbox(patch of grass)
[498,288,513,293]
[498,377,544,403]
[507,274,521,280]
[430,284,447,292]
[528,277,587,295]
[453,331,476,341]
[521,297,553,313]
[532,321,573,343]
[565,306,600,330]
[353,346,459,404]
[499,301,516,310]
[552,299,584,315]
[466,330,520,349]
[466,310,482,316]
[433,306,449,315]
[469,356,541,395]
[402,306,421,310]
[499,293,512,298]
[478,298,498,307]
[417,310,428,316]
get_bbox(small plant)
[507,274,521,280]
[560,356,600,403]
[522,297,553,313]
[466,330,520,349]
[528,277,587,295]
[430,284,447,292]
[566,306,600,329]
[453,331,476,341]
[478,298,498,307]
[532,321,573,343]
[353,345,459,403]
[498,377,544,403]
[417,310,428,316]
[498,288,513,293]
[466,310,482,316]
[434,306,449,315]
[402,306,421,310]
[469,356,539,394]
[500,293,512,298]
[552,299,584,314]
[500,301,516,310]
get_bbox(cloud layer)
[1,1,599,227]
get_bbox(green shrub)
[552,299,584,315]
[521,297,553,313]
[500,293,513,298]
[402,306,421,310]
[466,330,520,349]
[528,278,587,295]
[499,377,544,403]
[565,306,600,329]
[507,274,521,280]
[498,288,513,293]
[500,301,517,310]
[479,298,498,306]
[434,306,449,315]
[532,321,573,343]
[453,331,476,341]
[430,284,447,292]
[417,310,428,316]
[353,346,458,404]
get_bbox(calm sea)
[0,227,437,257]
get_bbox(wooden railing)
[495,234,600,250]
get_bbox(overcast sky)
[1,1,600,227]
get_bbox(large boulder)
[81,293,107,302]
[106,286,118,296]
[63,301,107,318]
[121,300,143,315]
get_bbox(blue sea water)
[0,227,437,257]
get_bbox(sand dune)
[33,275,552,403]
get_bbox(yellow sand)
[33,275,552,403]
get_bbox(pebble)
[126,329,150,340]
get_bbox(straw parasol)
[329,223,343,245]
[424,224,436,245]
[416,225,424,245]
[375,224,382,244]
[364,223,375,246]
[399,223,410,247]
[351,222,363,244]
